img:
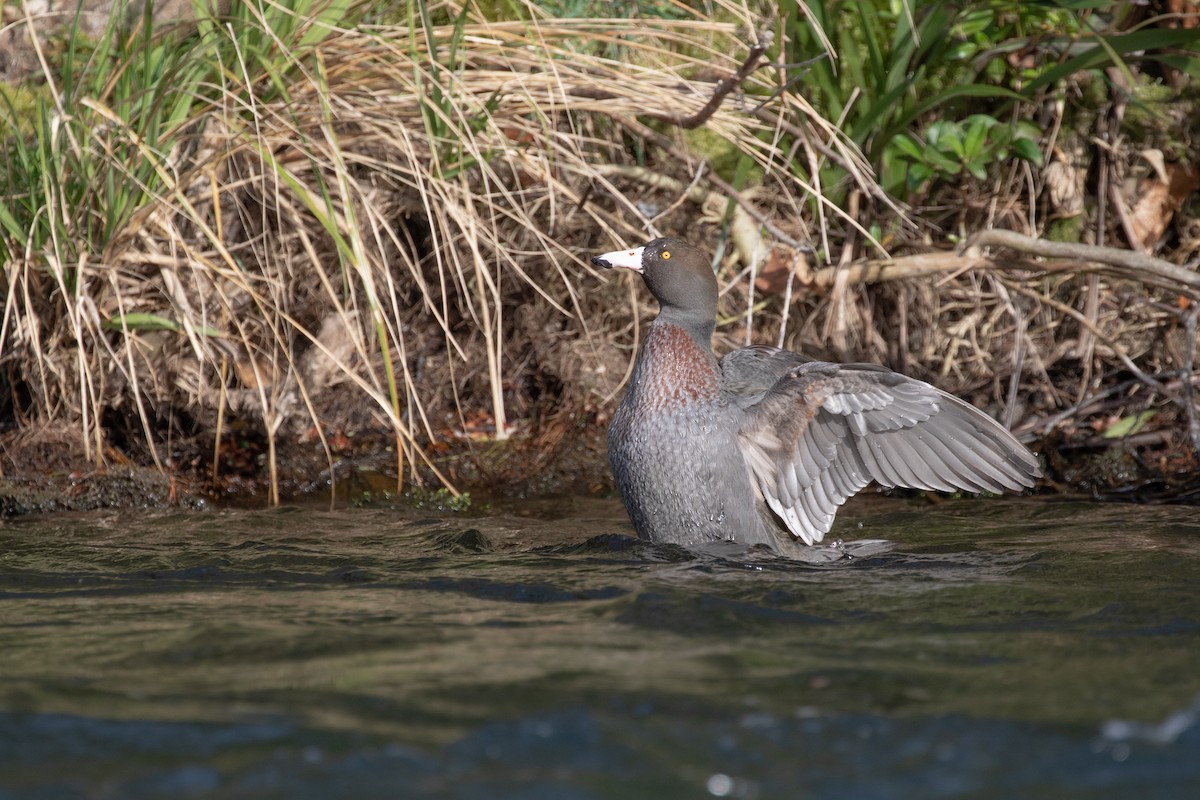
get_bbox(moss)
[1123,78,1178,141]
[683,127,763,185]
[0,83,46,137]
[1046,214,1085,244]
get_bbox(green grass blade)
[1022,28,1200,96]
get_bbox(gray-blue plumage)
[592,237,1040,555]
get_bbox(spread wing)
[730,359,1041,545]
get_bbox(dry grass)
[1,1,867,498]
[2,0,1197,502]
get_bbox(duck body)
[593,237,1041,554]
[608,317,778,548]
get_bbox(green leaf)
[1016,120,1042,140]
[925,120,955,148]
[963,116,992,160]
[908,162,935,189]
[925,147,963,175]
[853,79,921,148]
[871,84,1025,160]
[1102,411,1157,439]
[1012,137,1045,166]
[850,0,887,90]
[298,0,356,49]
[1023,28,1200,96]
[1155,54,1200,78]
[942,134,966,160]
[890,134,925,161]
[103,314,223,338]
[0,196,22,241]
[947,41,979,61]
[964,113,999,127]
[956,8,993,38]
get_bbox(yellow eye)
[662,250,671,260]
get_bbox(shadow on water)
[0,496,1198,798]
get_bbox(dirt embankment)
[2,4,1198,514]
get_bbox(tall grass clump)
[1,0,378,498]
[2,0,1197,503]
[1,0,856,499]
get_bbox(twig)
[822,188,861,357]
[991,277,1027,430]
[1033,377,1142,436]
[595,19,810,254]
[960,229,1200,298]
[598,21,891,260]
[750,54,830,113]
[807,251,986,286]
[645,24,775,130]
[1184,305,1200,456]
[1003,281,1170,397]
[592,163,784,265]
[1057,430,1175,450]
[647,162,707,225]
[802,244,1197,427]
[601,120,804,251]
[1109,174,1144,254]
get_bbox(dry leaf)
[1045,153,1085,217]
[753,247,810,294]
[1130,158,1200,250]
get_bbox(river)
[1,495,1197,798]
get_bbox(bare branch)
[961,229,1200,299]
[645,24,775,130]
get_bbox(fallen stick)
[802,234,1200,301]
[959,229,1200,299]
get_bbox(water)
[1,496,1198,798]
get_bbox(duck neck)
[629,312,721,407]
[656,305,715,351]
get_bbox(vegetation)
[1,0,1198,506]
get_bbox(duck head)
[592,237,718,330]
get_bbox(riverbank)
[2,2,1197,513]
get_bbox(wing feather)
[735,361,1040,545]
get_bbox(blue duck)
[592,237,1040,554]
